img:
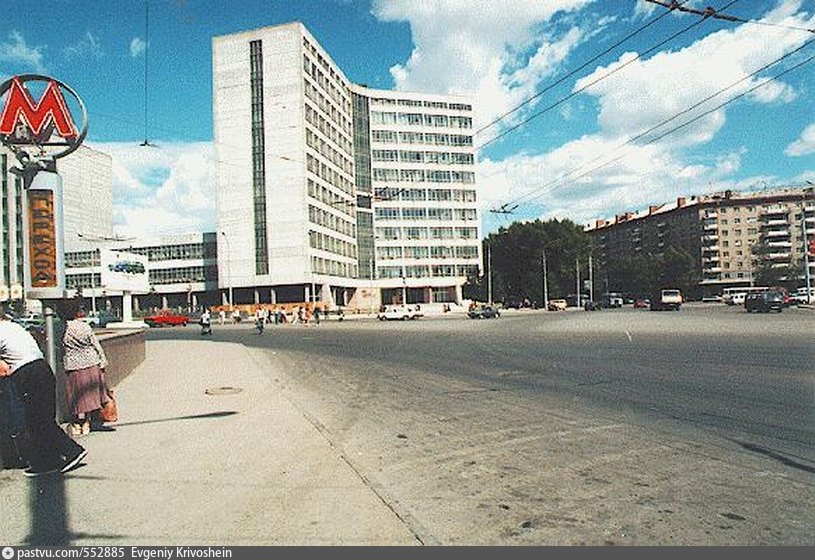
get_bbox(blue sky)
[1,0,814,237]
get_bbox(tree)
[463,219,591,303]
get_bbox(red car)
[143,310,189,328]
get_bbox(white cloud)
[89,141,215,238]
[371,0,594,127]
[130,37,147,58]
[0,30,46,73]
[62,31,103,61]
[785,122,815,156]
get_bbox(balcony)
[701,234,718,242]
[702,255,720,263]
[703,211,718,219]
[764,229,790,237]
[764,205,787,215]
[767,240,792,248]
[703,266,722,273]
[703,222,718,231]
[702,244,719,252]
[767,252,791,259]
[763,218,789,227]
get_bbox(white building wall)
[214,23,357,293]
[58,145,113,251]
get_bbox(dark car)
[583,300,603,311]
[468,305,500,319]
[744,291,784,313]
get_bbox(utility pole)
[487,241,493,305]
[576,258,581,308]
[588,253,594,303]
[541,250,548,310]
[803,189,813,303]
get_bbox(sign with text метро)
[28,189,58,288]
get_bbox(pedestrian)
[313,307,321,325]
[200,308,212,335]
[0,308,87,477]
[231,308,240,324]
[218,309,225,325]
[60,299,114,436]
[254,308,265,334]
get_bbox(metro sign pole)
[0,74,88,371]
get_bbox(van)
[650,289,682,311]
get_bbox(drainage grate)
[205,386,243,395]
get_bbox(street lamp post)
[487,241,492,305]
[220,231,233,310]
[802,186,813,303]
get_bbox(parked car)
[744,291,784,313]
[547,299,567,311]
[12,312,44,333]
[600,293,624,308]
[792,287,815,305]
[583,300,603,311]
[81,310,122,328]
[633,298,650,309]
[143,310,190,327]
[467,305,500,319]
[377,305,423,321]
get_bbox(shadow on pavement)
[112,410,238,428]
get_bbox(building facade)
[1,145,112,299]
[212,22,480,309]
[586,187,815,293]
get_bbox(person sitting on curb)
[0,310,87,477]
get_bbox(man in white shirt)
[0,313,87,477]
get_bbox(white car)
[377,305,423,321]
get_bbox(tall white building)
[212,22,480,308]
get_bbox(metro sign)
[0,76,78,141]
[0,74,87,170]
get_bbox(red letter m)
[0,76,78,139]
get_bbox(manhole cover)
[205,386,243,395]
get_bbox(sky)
[1,0,814,238]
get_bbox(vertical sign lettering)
[28,189,57,288]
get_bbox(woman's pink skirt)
[65,365,108,416]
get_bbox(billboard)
[101,249,149,293]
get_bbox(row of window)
[304,103,353,162]
[311,255,356,279]
[377,264,479,279]
[302,51,352,115]
[66,244,215,269]
[372,130,473,147]
[373,168,475,184]
[307,179,355,217]
[375,207,478,222]
[306,154,354,196]
[303,77,352,138]
[371,149,474,166]
[375,226,479,240]
[375,187,476,203]
[369,97,472,112]
[377,245,479,260]
[309,230,357,259]
[370,111,472,129]
[308,204,355,238]
[306,127,353,176]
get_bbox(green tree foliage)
[463,219,591,304]
[600,245,698,297]
[752,239,803,288]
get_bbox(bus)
[722,286,770,305]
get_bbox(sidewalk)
[0,339,420,545]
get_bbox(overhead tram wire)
[477,0,742,153]
[500,47,815,210]
[500,36,815,210]
[475,0,692,137]
[645,0,814,34]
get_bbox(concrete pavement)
[0,338,421,545]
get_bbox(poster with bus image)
[100,249,149,293]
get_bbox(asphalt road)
[150,304,815,545]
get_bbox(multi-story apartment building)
[586,187,815,293]
[212,22,480,309]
